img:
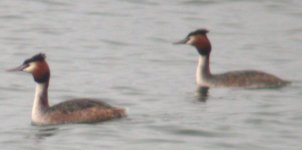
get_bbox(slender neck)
[32,80,49,116]
[196,52,211,84]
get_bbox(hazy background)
[0,0,301,149]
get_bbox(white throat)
[32,82,49,122]
[196,55,211,86]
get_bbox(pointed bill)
[6,64,29,72]
[173,38,189,45]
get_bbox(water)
[0,0,301,149]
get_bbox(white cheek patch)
[186,36,196,45]
[23,62,37,73]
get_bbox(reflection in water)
[195,87,209,102]
[22,125,60,147]
[33,126,59,139]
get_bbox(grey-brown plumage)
[175,29,289,88]
[48,99,113,113]
[42,99,125,124]
[206,70,289,88]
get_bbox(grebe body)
[8,53,125,125]
[175,29,289,88]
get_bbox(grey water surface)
[0,0,301,150]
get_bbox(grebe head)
[7,53,50,83]
[174,29,212,56]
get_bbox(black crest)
[188,29,209,37]
[23,53,46,65]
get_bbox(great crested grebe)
[174,29,289,88]
[7,53,126,125]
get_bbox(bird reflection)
[195,87,209,102]
[34,126,58,139]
